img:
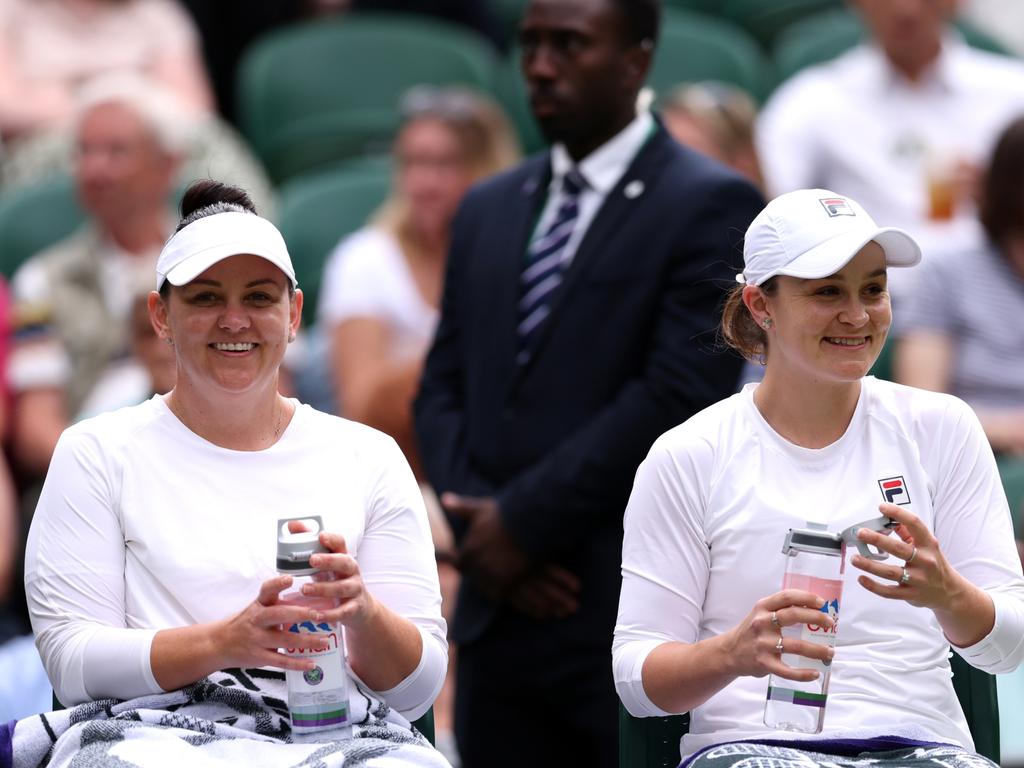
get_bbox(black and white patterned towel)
[4,668,449,768]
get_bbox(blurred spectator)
[757,0,1024,302]
[75,289,176,420]
[8,76,183,478]
[661,81,763,191]
[317,86,518,765]
[896,114,1024,456]
[318,86,519,478]
[0,0,214,144]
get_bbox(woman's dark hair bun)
[179,180,257,219]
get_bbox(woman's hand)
[302,531,379,629]
[215,575,330,671]
[851,502,958,609]
[152,575,328,691]
[724,589,835,682]
[852,502,994,647]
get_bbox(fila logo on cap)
[819,197,856,217]
[878,475,911,505]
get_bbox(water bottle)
[763,522,844,734]
[277,515,351,737]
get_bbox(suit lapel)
[495,156,551,395]
[509,128,672,387]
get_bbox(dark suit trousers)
[454,607,618,768]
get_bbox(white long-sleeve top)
[614,378,1024,757]
[25,396,447,721]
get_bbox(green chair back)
[0,176,85,278]
[276,166,392,326]
[651,10,773,104]
[719,0,843,48]
[493,51,547,156]
[237,13,498,184]
[619,652,999,766]
[772,8,1011,86]
[995,454,1024,540]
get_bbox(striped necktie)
[517,168,587,364]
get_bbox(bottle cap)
[276,515,328,574]
[782,522,843,556]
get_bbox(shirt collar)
[550,110,654,194]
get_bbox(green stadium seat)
[276,166,391,326]
[619,652,1000,766]
[493,51,547,156]
[236,13,498,184]
[996,455,1024,540]
[772,8,1011,86]
[0,176,85,278]
[651,10,773,104]
[719,0,843,48]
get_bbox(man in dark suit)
[414,0,764,764]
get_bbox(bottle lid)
[276,515,328,573]
[782,522,843,556]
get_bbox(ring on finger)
[905,546,917,565]
[900,566,911,586]
[770,611,780,628]
[775,636,784,654]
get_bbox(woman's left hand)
[305,531,379,628]
[851,502,959,611]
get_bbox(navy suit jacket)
[414,122,765,649]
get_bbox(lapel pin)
[624,180,644,199]
[522,177,540,195]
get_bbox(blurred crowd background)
[2,0,1024,764]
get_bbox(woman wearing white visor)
[614,189,1024,767]
[20,181,449,766]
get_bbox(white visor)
[156,211,297,290]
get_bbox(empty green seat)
[650,10,773,104]
[237,13,498,184]
[719,0,843,48]
[0,176,86,278]
[276,166,392,326]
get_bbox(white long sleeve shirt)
[614,378,1024,757]
[25,396,447,721]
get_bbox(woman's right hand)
[212,575,330,672]
[724,589,835,682]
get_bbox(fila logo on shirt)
[878,476,911,505]
[819,197,855,217]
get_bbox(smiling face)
[150,254,302,399]
[755,242,891,386]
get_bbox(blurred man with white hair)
[9,76,185,476]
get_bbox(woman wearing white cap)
[20,181,449,765]
[613,189,1024,766]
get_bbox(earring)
[762,318,773,329]
[164,337,174,346]
[288,333,296,343]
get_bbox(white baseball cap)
[156,210,297,290]
[737,189,921,287]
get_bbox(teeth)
[214,342,255,352]
[826,337,864,346]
